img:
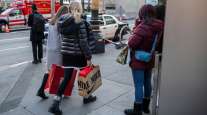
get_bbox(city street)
[1,0,203,115]
[0,31,31,68]
[0,30,34,114]
[0,30,137,115]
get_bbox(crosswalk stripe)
[0,37,29,42]
[0,57,46,72]
[0,46,30,53]
[10,61,31,68]
[0,61,31,72]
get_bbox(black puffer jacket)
[84,21,96,52]
[58,15,94,60]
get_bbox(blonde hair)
[68,1,83,23]
[50,5,69,25]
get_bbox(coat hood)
[147,19,164,32]
[138,4,156,21]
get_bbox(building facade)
[62,0,144,17]
[0,0,13,7]
[61,0,156,17]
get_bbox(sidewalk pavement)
[1,44,136,115]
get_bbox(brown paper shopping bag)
[116,46,128,65]
[78,65,102,97]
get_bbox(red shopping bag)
[44,64,64,94]
[44,64,78,96]
[79,66,93,77]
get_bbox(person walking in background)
[28,4,45,64]
[124,4,164,115]
[36,6,69,100]
[48,1,96,115]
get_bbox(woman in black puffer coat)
[48,1,96,115]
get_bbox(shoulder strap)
[150,33,158,54]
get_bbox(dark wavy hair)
[138,4,156,24]
[31,4,37,12]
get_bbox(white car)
[44,14,131,42]
[86,14,130,41]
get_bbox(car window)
[98,16,104,25]
[9,9,22,16]
[86,15,103,21]
[16,9,22,15]
[86,15,104,25]
[104,16,116,25]
[1,8,13,15]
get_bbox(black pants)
[32,41,43,61]
[56,55,87,97]
[56,68,73,96]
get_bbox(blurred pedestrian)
[28,4,45,64]
[36,6,69,99]
[125,4,164,115]
[48,1,96,115]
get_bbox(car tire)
[0,24,5,32]
[113,31,120,42]
[113,27,130,43]
[3,23,9,32]
[0,25,2,32]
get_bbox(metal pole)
[91,0,105,53]
[102,0,105,13]
[158,0,166,5]
[51,0,55,17]
[81,0,84,12]
[60,0,63,5]
[87,0,91,12]
[91,0,99,20]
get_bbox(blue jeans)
[132,69,152,103]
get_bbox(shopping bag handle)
[80,64,95,71]
[62,66,83,71]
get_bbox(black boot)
[38,59,42,63]
[143,98,150,114]
[48,99,62,115]
[124,103,142,115]
[83,95,97,104]
[32,60,38,64]
[36,73,48,99]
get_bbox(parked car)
[44,14,131,43]
[115,14,135,21]
[86,14,131,42]
[0,7,5,14]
